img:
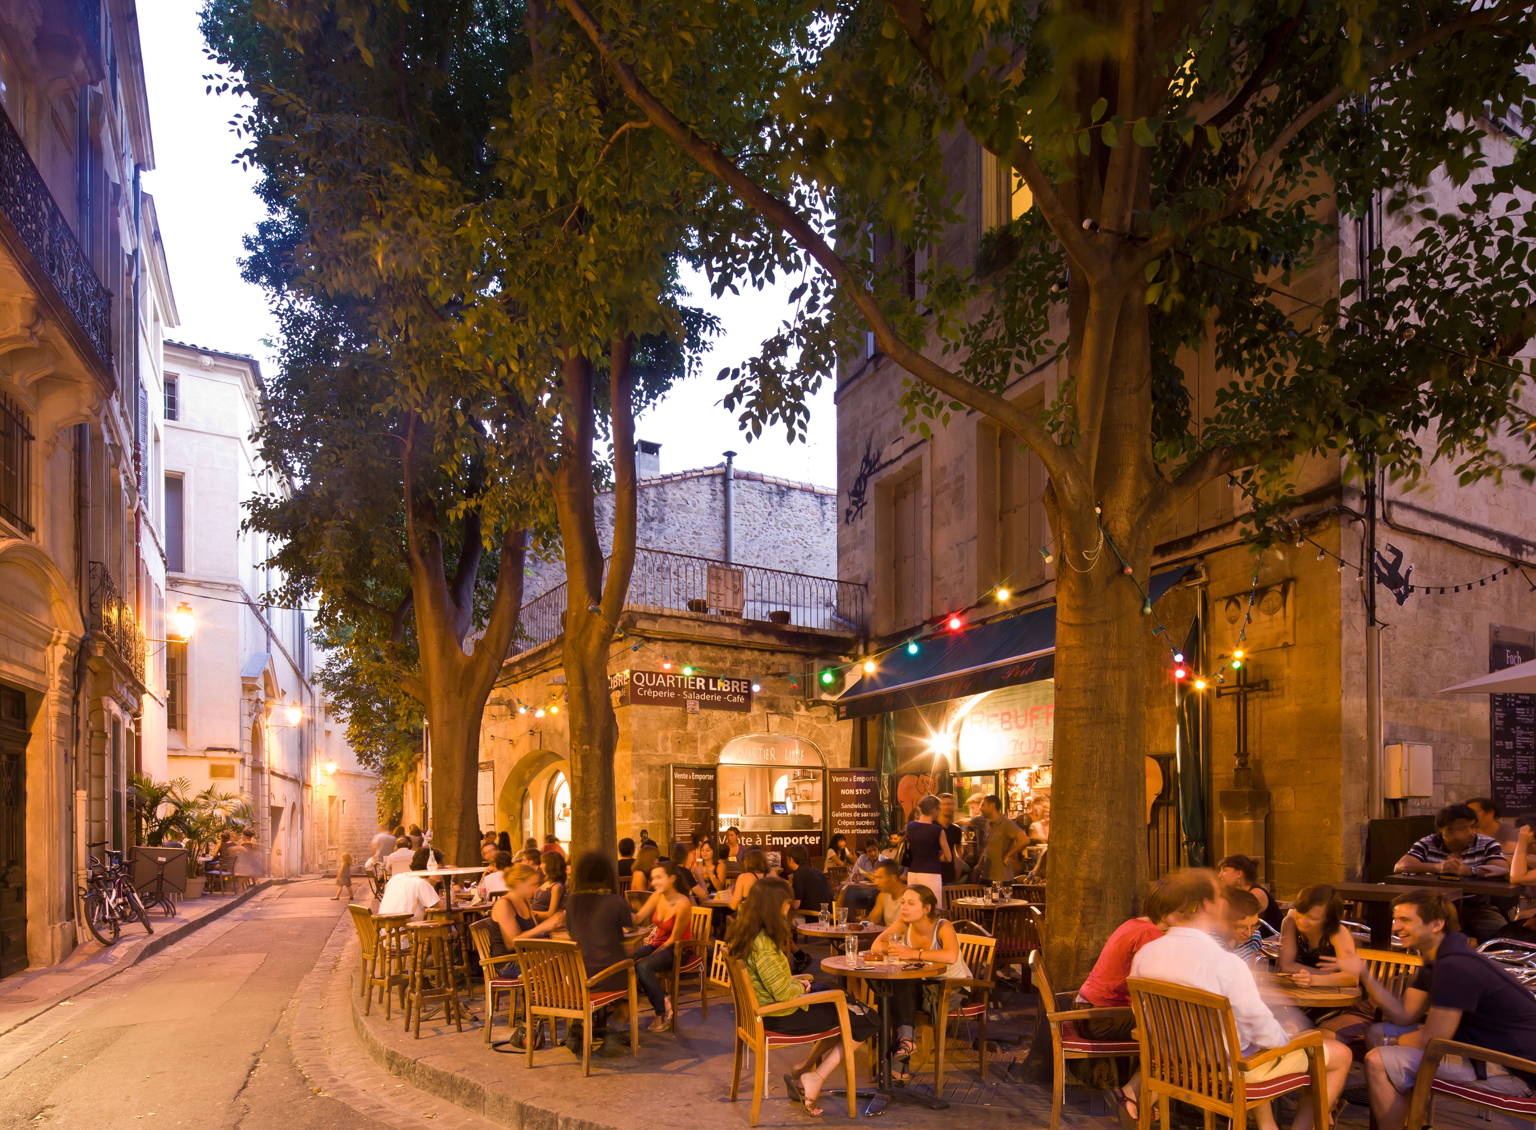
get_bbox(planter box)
[184,876,206,899]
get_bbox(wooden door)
[0,686,28,979]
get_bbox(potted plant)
[129,775,205,896]
[179,786,257,897]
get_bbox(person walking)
[903,795,951,901]
[331,852,353,901]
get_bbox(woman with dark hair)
[869,884,968,1083]
[903,795,951,901]
[632,860,696,1030]
[630,843,661,893]
[488,862,562,958]
[496,830,512,855]
[532,851,566,921]
[824,834,853,871]
[1280,884,1360,990]
[693,839,728,898]
[1218,854,1283,932]
[727,849,768,911]
[563,852,635,1058]
[726,877,875,1116]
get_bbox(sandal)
[1112,1086,1158,1129]
[648,1007,674,1032]
[784,1071,824,1116]
[891,1037,916,1085]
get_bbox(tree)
[560,0,1536,978]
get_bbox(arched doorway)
[495,750,569,849]
[546,771,571,850]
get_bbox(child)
[1221,884,1265,962]
[332,852,353,901]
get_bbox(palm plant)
[129,775,194,846]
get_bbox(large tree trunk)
[424,703,488,868]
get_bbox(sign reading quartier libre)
[627,670,753,712]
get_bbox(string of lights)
[1301,533,1529,595]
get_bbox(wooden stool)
[425,907,475,997]
[404,922,467,1038]
[357,911,412,1020]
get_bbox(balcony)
[511,547,866,655]
[89,562,145,685]
[0,103,112,379]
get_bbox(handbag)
[897,836,913,870]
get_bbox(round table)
[952,898,1032,910]
[704,894,735,909]
[820,955,950,1115]
[797,922,885,955]
[1255,971,1361,1010]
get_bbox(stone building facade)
[834,127,1536,900]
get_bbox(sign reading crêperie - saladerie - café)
[621,669,753,712]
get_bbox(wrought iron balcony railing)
[512,547,866,655]
[0,103,111,374]
[88,562,145,684]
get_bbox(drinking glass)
[834,906,849,928]
[818,907,831,929]
[846,936,861,965]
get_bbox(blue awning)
[834,566,1193,719]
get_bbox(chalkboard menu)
[828,768,882,847]
[1491,630,1536,815]
[670,765,718,849]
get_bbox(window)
[548,771,572,849]
[327,795,338,845]
[981,148,1034,229]
[0,393,34,535]
[892,475,922,629]
[164,475,184,571]
[998,431,1049,589]
[164,375,178,420]
[209,763,235,780]
[166,641,187,731]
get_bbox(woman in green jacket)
[725,877,875,1115]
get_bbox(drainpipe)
[722,451,736,564]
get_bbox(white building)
[159,341,374,877]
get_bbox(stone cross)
[1216,662,1270,784]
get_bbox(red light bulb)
[947,615,962,631]
[1174,667,1188,680]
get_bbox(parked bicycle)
[79,841,154,945]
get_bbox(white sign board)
[477,760,495,834]
[957,680,1055,771]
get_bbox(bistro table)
[1393,874,1521,899]
[407,867,491,913]
[821,954,950,1115]
[797,921,886,955]
[1255,970,1361,1011]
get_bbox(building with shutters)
[0,1,178,977]
[159,341,376,880]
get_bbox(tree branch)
[600,336,637,623]
[469,526,528,678]
[559,0,1082,495]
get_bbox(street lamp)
[285,701,303,726]
[324,760,337,776]
[170,602,196,641]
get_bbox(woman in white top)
[868,884,968,1082]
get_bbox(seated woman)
[563,852,635,1058]
[692,839,728,903]
[487,862,563,960]
[629,843,660,893]
[479,851,513,899]
[632,860,696,1031]
[532,852,566,922]
[869,884,970,1083]
[728,849,768,911]
[1280,883,1361,1028]
[727,877,876,1116]
[824,834,854,872]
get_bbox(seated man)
[862,860,908,928]
[379,848,443,921]
[1220,885,1266,963]
[851,838,882,881]
[1359,889,1536,1130]
[385,836,416,876]
[1394,803,1510,940]
[1131,870,1351,1130]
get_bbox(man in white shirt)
[378,850,443,921]
[369,825,396,866]
[384,838,416,876]
[1130,870,1350,1130]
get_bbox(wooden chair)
[1032,950,1141,1130]
[709,939,732,990]
[425,906,473,994]
[513,938,638,1076]
[916,933,998,1098]
[626,888,650,912]
[942,884,984,913]
[1126,976,1329,1130]
[1405,1038,1536,1130]
[1357,947,1424,996]
[668,905,714,1031]
[991,903,1042,977]
[351,907,412,1019]
[468,918,523,1047]
[403,921,467,1038]
[826,865,849,892]
[725,955,858,1126]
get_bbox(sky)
[136,0,838,487]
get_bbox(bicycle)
[79,841,155,945]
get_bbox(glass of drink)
[846,936,861,966]
[819,907,831,929]
[834,906,848,928]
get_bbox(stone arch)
[496,749,566,844]
[0,537,84,640]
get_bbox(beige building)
[833,132,1536,899]
[0,1,179,978]
[160,341,376,878]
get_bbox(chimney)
[723,450,736,563]
[636,440,661,479]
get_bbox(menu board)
[1491,633,1536,814]
[670,764,718,849]
[828,768,882,847]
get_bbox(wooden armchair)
[709,939,732,990]
[1405,1038,1536,1129]
[668,905,714,1031]
[350,906,411,1020]
[512,938,638,1076]
[1357,947,1424,996]
[916,933,998,1098]
[1032,950,1141,1130]
[725,956,858,1126]
[1127,976,1329,1130]
[467,918,523,1048]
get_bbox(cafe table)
[407,867,492,913]
[1255,971,1361,1011]
[797,921,886,956]
[821,954,950,1115]
[1392,874,1521,899]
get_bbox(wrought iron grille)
[511,547,866,654]
[0,393,33,534]
[88,562,145,684]
[0,103,111,373]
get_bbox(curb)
[0,877,283,1038]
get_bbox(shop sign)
[627,670,752,712]
[958,679,1055,771]
[719,732,824,766]
[828,768,881,844]
[670,764,718,849]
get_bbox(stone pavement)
[334,921,1511,1130]
[0,877,278,1038]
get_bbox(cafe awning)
[833,565,1193,720]
[1437,657,1536,695]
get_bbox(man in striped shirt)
[1395,804,1510,940]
